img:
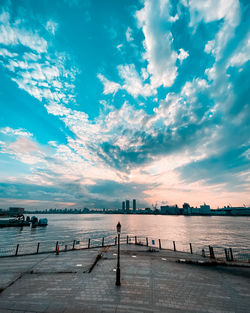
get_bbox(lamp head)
[116,221,121,234]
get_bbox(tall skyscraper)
[133,199,136,212]
[125,200,130,212]
[122,201,125,212]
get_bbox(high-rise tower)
[133,199,136,212]
[125,200,130,213]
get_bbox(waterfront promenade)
[0,244,249,313]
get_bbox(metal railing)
[125,235,250,264]
[0,234,249,263]
[0,235,117,257]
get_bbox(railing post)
[15,244,19,256]
[127,235,129,244]
[36,242,40,254]
[225,248,229,261]
[209,245,215,259]
[189,243,193,254]
[56,241,59,255]
[173,241,176,252]
[229,248,234,261]
[102,237,104,247]
[146,237,148,246]
[73,240,76,250]
[65,245,67,251]
[135,236,137,244]
[88,238,91,249]
[159,239,161,250]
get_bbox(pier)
[0,241,249,313]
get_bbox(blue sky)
[0,0,249,209]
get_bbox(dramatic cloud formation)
[136,0,179,88]
[0,0,249,209]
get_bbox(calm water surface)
[0,214,249,253]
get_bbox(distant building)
[122,201,125,211]
[212,206,250,216]
[230,207,250,215]
[183,203,191,215]
[160,205,179,215]
[9,207,24,215]
[125,200,130,213]
[144,207,151,213]
[191,207,199,214]
[199,203,211,215]
[133,199,136,212]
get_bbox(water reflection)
[0,214,249,251]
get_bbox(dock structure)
[0,244,249,313]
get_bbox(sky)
[0,0,249,210]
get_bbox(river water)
[0,214,249,258]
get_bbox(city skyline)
[0,0,249,209]
[2,201,250,216]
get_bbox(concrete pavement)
[0,244,249,313]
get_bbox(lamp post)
[116,221,121,286]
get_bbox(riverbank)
[0,244,249,313]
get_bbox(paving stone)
[0,245,249,312]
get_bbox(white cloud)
[228,33,250,67]
[152,78,209,127]
[188,0,240,60]
[0,127,47,166]
[0,7,78,113]
[125,27,134,42]
[9,137,38,153]
[205,66,216,81]
[169,14,179,22]
[97,73,120,95]
[0,11,48,54]
[0,137,44,165]
[141,68,149,80]
[0,127,32,138]
[118,64,156,98]
[1,39,77,106]
[189,0,235,26]
[0,48,18,58]
[181,78,208,98]
[136,0,178,88]
[102,101,148,134]
[98,64,155,98]
[98,1,187,98]
[46,20,58,35]
[0,125,121,186]
[45,102,72,117]
[177,48,189,63]
[116,44,123,51]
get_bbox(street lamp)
[116,221,121,286]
